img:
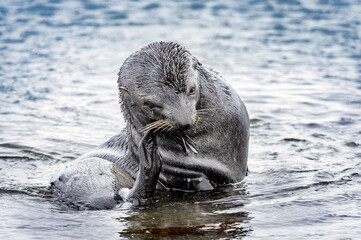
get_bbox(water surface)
[1,0,361,239]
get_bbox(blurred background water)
[1,0,361,239]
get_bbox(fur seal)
[49,41,249,208]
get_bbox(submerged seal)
[50,41,249,208]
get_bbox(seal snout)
[172,111,197,130]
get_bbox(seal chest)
[50,41,249,208]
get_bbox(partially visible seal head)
[118,42,200,135]
[50,41,249,208]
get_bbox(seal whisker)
[139,120,165,132]
[151,120,167,128]
[139,123,158,132]
[153,121,169,133]
[196,112,210,117]
[196,111,211,117]
[196,108,219,115]
[143,120,162,128]
[196,108,215,112]
[150,121,169,132]
[165,125,174,133]
[159,122,171,133]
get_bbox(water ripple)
[1,0,361,238]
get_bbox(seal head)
[118,42,200,136]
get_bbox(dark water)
[1,0,361,239]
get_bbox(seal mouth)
[138,119,199,155]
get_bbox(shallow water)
[1,0,361,239]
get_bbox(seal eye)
[189,87,196,96]
[145,100,159,111]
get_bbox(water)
[1,0,361,239]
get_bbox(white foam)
[118,188,131,201]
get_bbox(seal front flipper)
[128,130,162,206]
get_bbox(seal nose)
[180,124,191,131]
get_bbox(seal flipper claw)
[181,137,189,156]
[172,134,188,155]
[127,130,162,206]
[184,135,198,154]
[186,141,198,154]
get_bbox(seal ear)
[119,86,130,95]
[118,86,131,106]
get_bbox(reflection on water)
[1,0,361,239]
[119,185,250,239]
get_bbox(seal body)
[50,42,249,208]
